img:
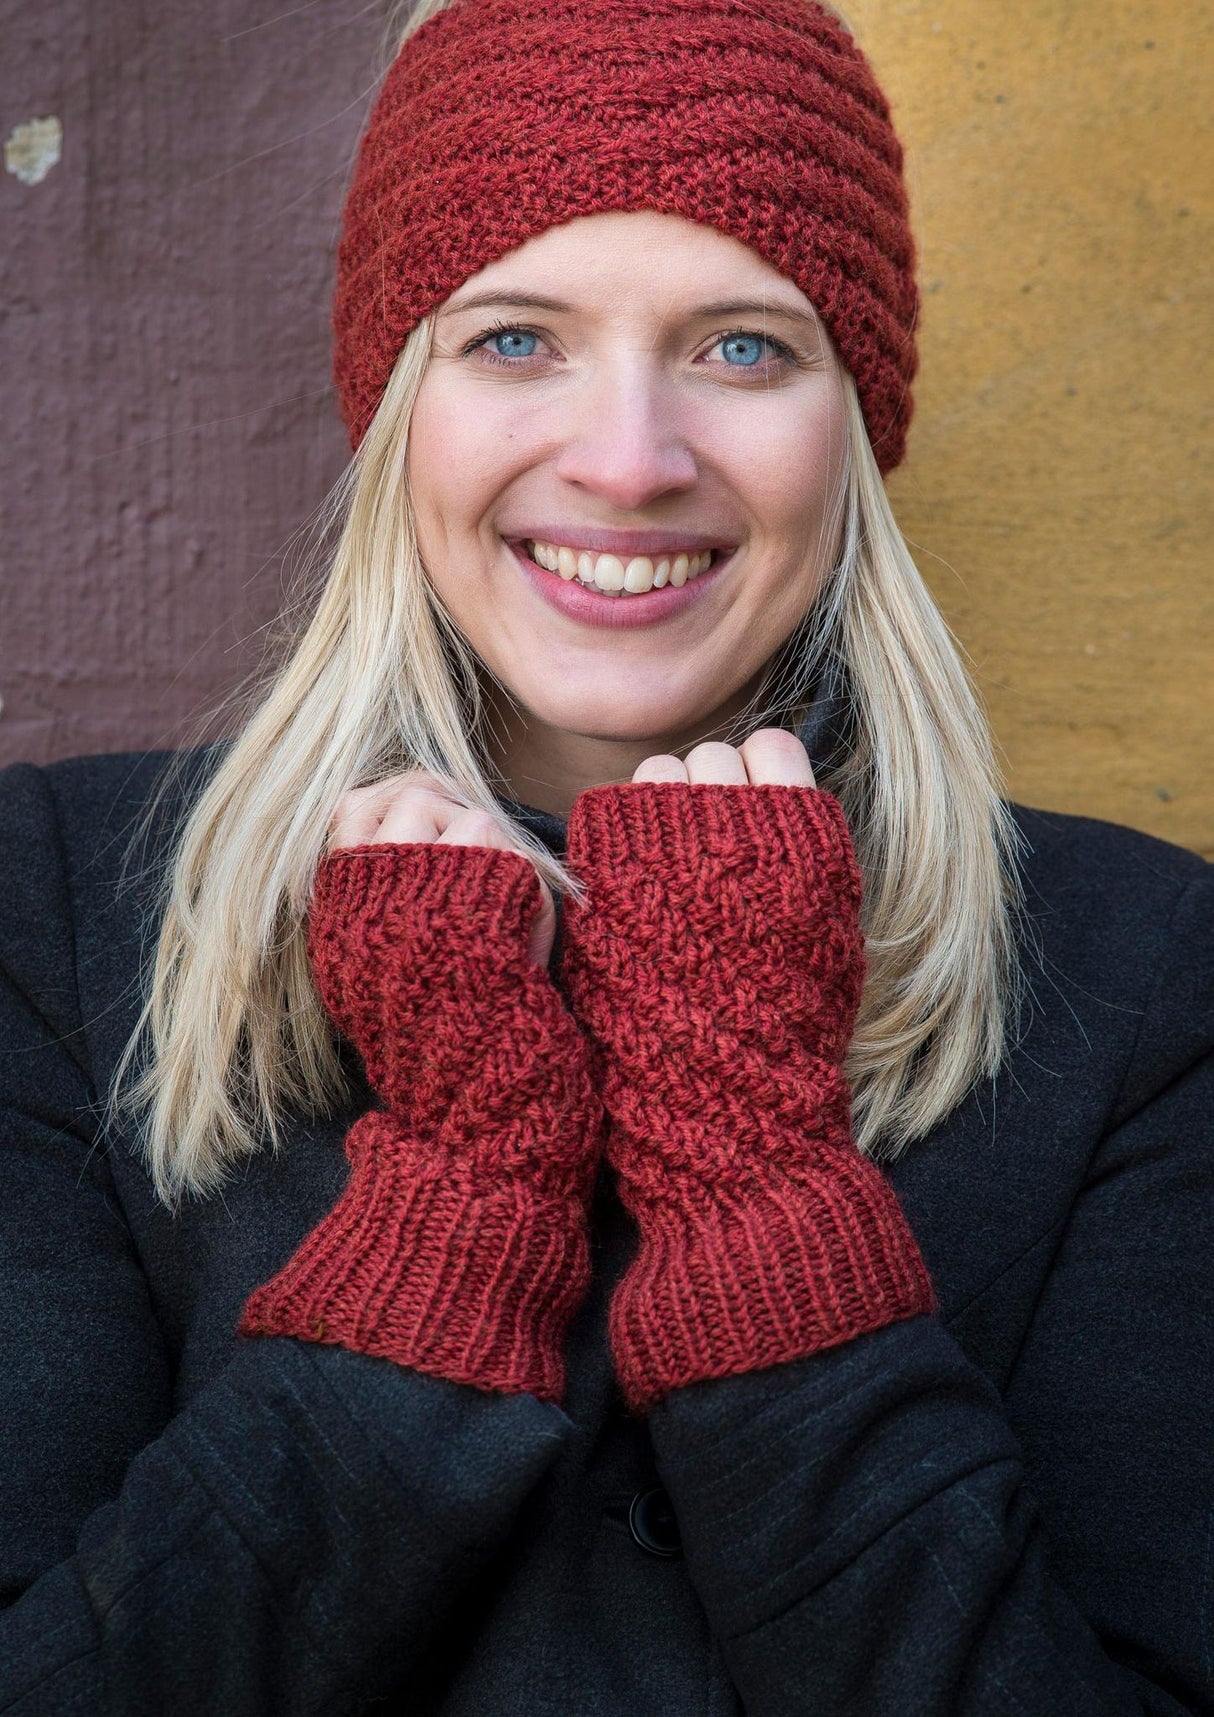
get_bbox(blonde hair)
[111,0,1023,1212]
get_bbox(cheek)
[407,379,516,533]
[705,386,847,538]
[405,388,447,536]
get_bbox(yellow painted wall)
[846,1,1212,857]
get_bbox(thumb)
[527,877,557,969]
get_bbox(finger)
[327,783,395,851]
[526,879,557,968]
[373,785,475,847]
[434,808,518,851]
[683,741,748,785]
[737,727,817,787]
[327,771,455,851]
[632,754,688,784]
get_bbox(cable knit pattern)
[239,843,605,1404]
[559,782,937,1413]
[332,0,918,474]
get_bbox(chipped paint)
[4,116,62,186]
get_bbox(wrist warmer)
[239,842,605,1404]
[559,782,937,1413]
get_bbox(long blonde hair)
[111,0,1023,1212]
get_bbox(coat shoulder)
[1,745,225,888]
[0,747,223,1038]
[1005,798,1209,971]
[1007,799,1207,903]
[1005,800,1211,1117]
[38,744,223,851]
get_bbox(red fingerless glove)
[559,782,937,1414]
[239,842,606,1404]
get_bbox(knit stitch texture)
[559,781,937,1413]
[332,0,918,474]
[239,842,605,1404]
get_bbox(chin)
[531,694,701,746]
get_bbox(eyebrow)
[439,290,821,331]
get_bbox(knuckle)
[459,809,506,843]
[382,776,452,816]
[633,755,682,782]
[331,786,365,819]
[741,728,799,759]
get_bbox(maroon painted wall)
[0,1,388,766]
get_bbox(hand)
[628,727,817,789]
[328,769,557,968]
[313,773,570,1145]
[561,730,864,1191]
[558,727,935,1411]
[240,773,605,1402]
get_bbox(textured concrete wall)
[2,3,1209,855]
[0,1,385,762]
[853,0,1212,857]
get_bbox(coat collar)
[493,650,854,857]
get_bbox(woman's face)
[407,210,849,797]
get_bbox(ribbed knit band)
[560,783,936,1413]
[333,0,918,474]
[239,1113,592,1402]
[239,842,605,1403]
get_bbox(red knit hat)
[333,0,919,475]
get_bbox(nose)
[552,363,698,511]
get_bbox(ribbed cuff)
[564,780,860,898]
[239,1112,592,1404]
[558,779,925,1412]
[311,840,545,957]
[566,779,855,872]
[610,1147,937,1414]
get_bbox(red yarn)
[559,782,937,1414]
[238,842,606,1404]
[333,0,919,474]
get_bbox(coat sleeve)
[0,762,572,1717]
[647,866,1214,1716]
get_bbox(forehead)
[440,211,820,324]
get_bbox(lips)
[509,538,737,630]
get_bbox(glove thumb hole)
[527,877,557,969]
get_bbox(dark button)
[628,1486,683,1559]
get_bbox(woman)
[1,0,1209,1711]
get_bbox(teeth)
[593,554,626,592]
[527,541,717,595]
[624,556,654,594]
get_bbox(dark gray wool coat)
[0,727,1210,1716]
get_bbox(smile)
[508,538,737,630]
[526,538,715,597]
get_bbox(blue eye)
[720,333,768,367]
[463,320,797,374]
[486,328,539,359]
